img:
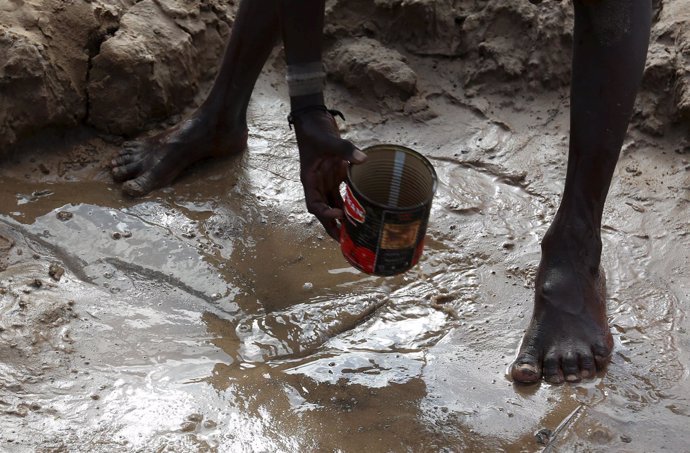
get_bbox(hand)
[292,107,366,240]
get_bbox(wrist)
[287,62,325,108]
[290,93,325,110]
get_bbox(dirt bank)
[2,0,689,153]
[0,0,235,150]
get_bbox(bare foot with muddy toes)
[511,225,613,385]
[110,111,248,197]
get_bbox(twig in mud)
[242,163,297,182]
[541,404,584,453]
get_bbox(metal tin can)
[340,144,438,276]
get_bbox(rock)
[87,0,231,135]
[635,0,690,134]
[56,211,74,221]
[49,263,65,282]
[326,38,417,108]
[535,428,552,445]
[0,0,233,154]
[0,0,99,153]
[326,0,574,92]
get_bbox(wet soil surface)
[1,68,689,452]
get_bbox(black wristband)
[287,105,345,130]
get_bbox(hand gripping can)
[340,144,438,276]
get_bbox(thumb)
[330,138,367,164]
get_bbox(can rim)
[346,144,438,212]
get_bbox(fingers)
[307,202,342,240]
[302,159,346,241]
[304,184,343,240]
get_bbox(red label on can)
[340,226,376,274]
[344,185,365,224]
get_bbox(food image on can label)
[381,220,421,250]
[340,144,437,276]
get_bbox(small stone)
[303,282,314,291]
[122,230,132,238]
[56,211,73,221]
[187,413,203,423]
[90,394,100,400]
[180,421,197,432]
[620,435,632,443]
[31,278,43,288]
[535,428,552,445]
[49,263,65,281]
[111,232,122,240]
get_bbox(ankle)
[542,215,602,269]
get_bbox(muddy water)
[1,81,689,452]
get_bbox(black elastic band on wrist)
[287,105,345,130]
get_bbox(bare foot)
[510,224,613,384]
[110,111,248,196]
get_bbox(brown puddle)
[1,84,689,453]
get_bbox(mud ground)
[2,0,690,451]
[1,46,689,451]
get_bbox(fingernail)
[352,149,367,163]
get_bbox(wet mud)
[2,26,690,453]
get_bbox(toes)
[542,354,564,384]
[511,353,542,384]
[122,173,155,197]
[579,353,596,379]
[593,342,613,370]
[109,148,138,168]
[109,154,131,169]
[562,352,581,383]
[111,161,143,182]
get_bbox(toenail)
[517,364,538,376]
[565,374,579,382]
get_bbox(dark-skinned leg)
[511,0,651,384]
[111,0,280,196]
